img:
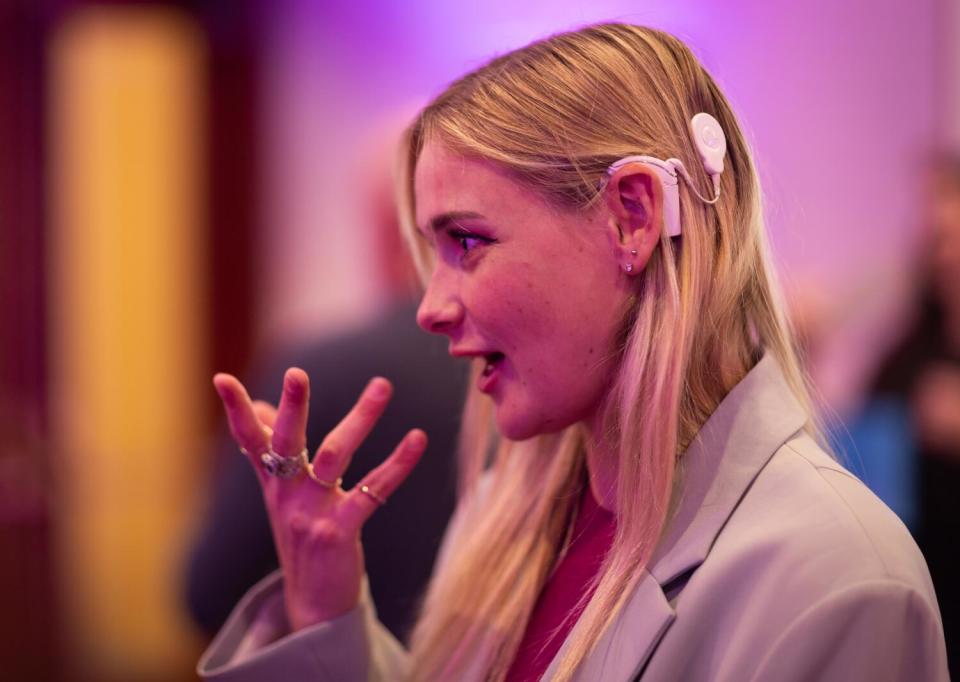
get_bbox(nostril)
[417,300,463,335]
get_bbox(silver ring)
[359,484,386,506]
[259,447,307,479]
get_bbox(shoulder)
[722,433,934,593]
[696,432,942,639]
[693,432,937,609]
[656,434,948,680]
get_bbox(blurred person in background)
[198,24,947,682]
[184,126,468,641]
[850,152,960,675]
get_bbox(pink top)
[504,486,617,682]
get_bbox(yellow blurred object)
[48,6,208,678]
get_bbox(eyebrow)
[419,211,486,236]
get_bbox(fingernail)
[215,383,234,407]
[284,375,304,400]
[408,430,427,448]
[368,378,390,399]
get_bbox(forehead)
[413,142,544,232]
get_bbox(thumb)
[252,400,279,430]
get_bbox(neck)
[583,407,618,512]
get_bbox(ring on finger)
[305,461,343,489]
[359,484,386,506]
[259,447,307,479]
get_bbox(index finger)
[213,373,271,483]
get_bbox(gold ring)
[359,484,386,506]
[305,457,343,489]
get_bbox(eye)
[448,228,494,257]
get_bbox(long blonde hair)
[397,23,817,681]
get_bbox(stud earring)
[630,249,638,256]
[624,263,634,273]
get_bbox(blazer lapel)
[545,354,810,682]
[649,353,808,588]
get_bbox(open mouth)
[482,352,505,376]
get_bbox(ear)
[603,163,664,276]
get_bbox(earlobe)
[607,218,648,277]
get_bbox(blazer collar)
[547,353,809,682]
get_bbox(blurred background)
[2,0,959,679]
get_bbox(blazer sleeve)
[747,579,949,682]
[197,570,408,681]
[195,473,494,681]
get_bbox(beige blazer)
[198,355,949,681]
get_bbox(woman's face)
[414,142,633,440]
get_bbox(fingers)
[344,429,427,526]
[271,368,310,457]
[311,377,393,484]
[213,373,271,483]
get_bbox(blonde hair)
[397,23,818,682]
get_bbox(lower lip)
[478,358,502,393]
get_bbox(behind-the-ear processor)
[605,112,727,237]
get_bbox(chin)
[494,408,571,442]
[494,409,541,441]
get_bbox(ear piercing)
[630,249,638,255]
[624,263,634,273]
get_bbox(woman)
[199,24,948,681]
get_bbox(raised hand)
[213,368,428,631]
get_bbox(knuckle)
[271,431,301,453]
[288,512,310,537]
[309,520,343,547]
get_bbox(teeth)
[482,353,503,377]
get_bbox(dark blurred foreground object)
[0,1,58,679]
[859,153,960,676]
[185,303,468,641]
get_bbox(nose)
[416,271,464,336]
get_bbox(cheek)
[513,300,621,409]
